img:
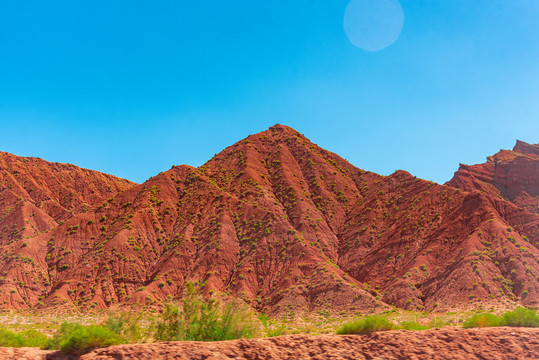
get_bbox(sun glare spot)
[344,0,405,52]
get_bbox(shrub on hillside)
[336,315,394,335]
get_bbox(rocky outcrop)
[448,141,539,214]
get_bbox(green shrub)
[501,307,539,327]
[48,323,124,355]
[336,315,394,334]
[0,328,49,348]
[462,313,502,328]
[155,283,261,341]
[259,312,286,337]
[103,311,145,343]
[398,321,429,331]
[463,307,539,329]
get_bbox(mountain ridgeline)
[0,125,537,314]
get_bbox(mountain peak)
[262,124,305,139]
[448,140,539,213]
[514,140,539,156]
[268,123,295,131]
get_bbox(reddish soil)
[0,125,538,313]
[0,327,537,360]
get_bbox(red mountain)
[0,152,136,310]
[448,140,539,214]
[0,126,537,314]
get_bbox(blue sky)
[1,0,538,183]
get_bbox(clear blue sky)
[1,0,538,184]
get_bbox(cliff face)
[447,141,539,214]
[0,127,537,314]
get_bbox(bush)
[336,315,394,334]
[398,321,429,331]
[155,283,261,341]
[0,328,49,348]
[462,307,539,329]
[462,313,502,328]
[103,311,145,343]
[501,307,539,327]
[259,312,286,337]
[48,323,124,355]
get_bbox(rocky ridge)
[448,140,539,214]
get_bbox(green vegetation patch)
[336,315,394,334]
[0,328,49,348]
[49,323,124,355]
[462,313,502,328]
[463,307,539,328]
[398,321,430,331]
[155,283,261,341]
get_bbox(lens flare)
[344,0,405,52]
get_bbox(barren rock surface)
[0,327,537,360]
[83,327,539,360]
